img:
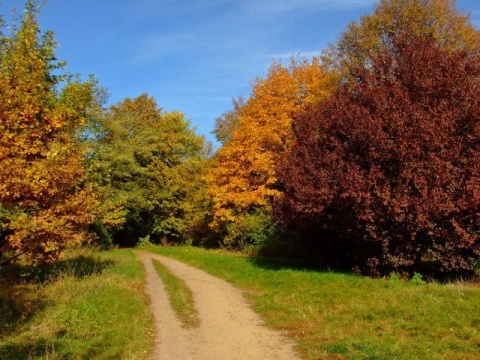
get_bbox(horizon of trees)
[1,0,479,278]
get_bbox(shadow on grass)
[47,255,114,280]
[0,340,49,360]
[0,336,105,360]
[247,256,322,273]
[0,254,114,342]
[1,254,115,284]
[250,254,480,283]
[0,281,46,339]
[0,338,60,360]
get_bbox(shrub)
[89,221,114,250]
[223,209,277,250]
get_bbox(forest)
[0,0,479,280]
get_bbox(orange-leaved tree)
[208,58,334,247]
[0,1,98,265]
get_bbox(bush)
[137,234,152,247]
[89,221,114,250]
[223,209,277,250]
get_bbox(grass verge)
[143,245,480,360]
[151,258,199,328]
[0,248,154,359]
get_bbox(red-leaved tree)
[275,37,480,276]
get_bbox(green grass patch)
[143,245,480,360]
[151,259,199,328]
[0,248,154,359]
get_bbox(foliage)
[323,0,480,76]
[89,94,208,246]
[187,155,221,247]
[223,208,277,249]
[0,1,98,265]
[137,234,152,247]
[208,58,334,246]
[410,272,426,285]
[275,36,480,276]
[88,220,114,250]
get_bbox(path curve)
[134,250,300,360]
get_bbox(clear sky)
[1,0,479,145]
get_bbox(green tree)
[90,94,208,246]
[212,96,245,146]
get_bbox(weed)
[410,272,426,285]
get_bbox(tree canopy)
[324,0,480,76]
[276,36,480,276]
[89,94,208,246]
[208,58,334,247]
[1,0,479,278]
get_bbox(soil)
[134,250,301,360]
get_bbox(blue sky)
[1,0,479,145]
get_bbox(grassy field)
[151,258,199,328]
[0,248,154,360]
[144,245,480,360]
[2,245,478,359]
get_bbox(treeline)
[1,0,479,278]
[0,1,210,266]
[208,0,480,278]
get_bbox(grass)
[0,247,155,359]
[143,245,480,360]
[151,258,199,328]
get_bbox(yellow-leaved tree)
[323,0,480,76]
[208,58,334,248]
[0,1,98,265]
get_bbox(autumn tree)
[324,0,480,76]
[276,36,480,276]
[208,58,334,248]
[0,1,98,265]
[90,94,208,246]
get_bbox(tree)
[0,1,98,264]
[208,58,334,248]
[275,36,480,276]
[324,0,480,76]
[90,94,207,246]
[212,96,245,146]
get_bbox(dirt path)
[134,251,300,360]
